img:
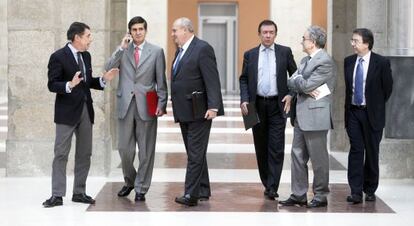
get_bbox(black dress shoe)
[346,195,362,204]
[279,197,307,206]
[72,193,96,204]
[117,186,134,197]
[175,195,198,206]
[42,196,63,208]
[135,193,146,201]
[365,193,376,201]
[264,189,279,200]
[307,199,327,208]
[198,196,210,201]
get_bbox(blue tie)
[261,48,271,95]
[354,58,364,105]
[173,48,183,76]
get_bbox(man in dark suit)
[239,20,297,200]
[43,22,118,207]
[345,28,393,204]
[170,17,224,206]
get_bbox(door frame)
[198,3,238,94]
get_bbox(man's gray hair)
[175,17,194,33]
[307,25,327,49]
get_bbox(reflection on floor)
[88,182,394,213]
[119,153,346,170]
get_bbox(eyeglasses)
[350,39,362,44]
[302,36,312,42]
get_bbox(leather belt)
[256,95,278,100]
[351,105,366,110]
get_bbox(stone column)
[356,0,414,178]
[329,0,414,178]
[328,0,357,152]
[271,0,312,63]
[6,0,118,176]
[128,0,167,51]
[0,0,7,104]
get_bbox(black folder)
[192,91,207,119]
[242,102,260,130]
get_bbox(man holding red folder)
[105,16,167,201]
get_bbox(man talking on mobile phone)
[105,16,167,202]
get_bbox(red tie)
[134,47,140,66]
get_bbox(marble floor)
[1,96,414,226]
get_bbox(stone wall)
[0,0,7,103]
[6,0,125,176]
[328,0,414,178]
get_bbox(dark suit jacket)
[239,43,297,113]
[344,52,393,131]
[47,44,103,126]
[171,36,224,122]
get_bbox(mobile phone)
[127,31,132,43]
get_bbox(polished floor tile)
[88,182,394,213]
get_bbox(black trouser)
[252,96,286,192]
[346,106,383,197]
[179,119,212,198]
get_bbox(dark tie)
[354,58,364,105]
[77,52,86,81]
[173,48,183,76]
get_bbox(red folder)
[146,90,158,117]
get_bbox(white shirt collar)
[310,48,322,59]
[68,43,80,55]
[181,35,194,51]
[133,41,146,50]
[358,50,371,63]
[259,43,275,52]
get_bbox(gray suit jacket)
[288,50,336,131]
[106,42,168,121]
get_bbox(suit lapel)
[175,37,197,77]
[126,43,136,69]
[252,46,259,85]
[137,42,151,70]
[63,44,79,71]
[346,55,357,88]
[274,43,281,77]
[366,52,378,87]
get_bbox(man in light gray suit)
[106,16,167,201]
[279,25,336,208]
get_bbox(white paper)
[314,83,331,100]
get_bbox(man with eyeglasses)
[279,25,336,208]
[344,28,393,204]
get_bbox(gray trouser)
[290,121,330,202]
[52,103,92,197]
[118,98,157,194]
